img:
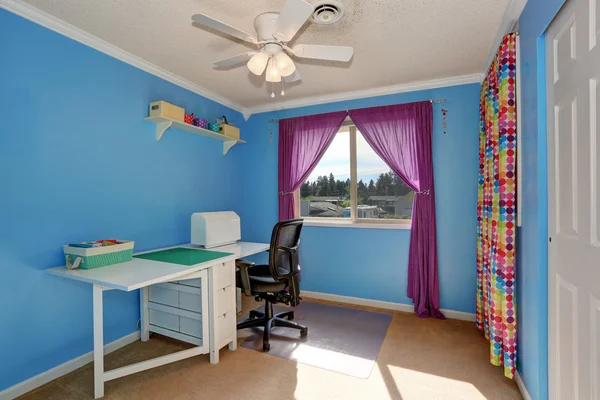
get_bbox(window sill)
[302,220,412,230]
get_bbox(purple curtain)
[349,101,444,319]
[278,112,347,221]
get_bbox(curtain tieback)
[416,189,430,195]
[279,191,294,195]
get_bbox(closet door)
[546,0,600,398]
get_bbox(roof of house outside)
[357,205,378,210]
[308,196,343,202]
[370,192,415,202]
[369,196,401,201]
[309,202,344,217]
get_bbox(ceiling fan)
[191,0,354,97]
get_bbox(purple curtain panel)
[349,102,444,319]
[278,112,347,221]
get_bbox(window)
[296,124,413,226]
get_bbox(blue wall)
[240,83,481,314]
[0,10,246,391]
[517,1,565,399]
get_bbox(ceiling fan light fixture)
[247,51,269,75]
[265,59,282,82]
[194,0,355,97]
[275,52,296,77]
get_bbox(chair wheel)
[263,342,271,352]
[300,328,308,338]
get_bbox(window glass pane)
[356,130,414,220]
[299,129,350,218]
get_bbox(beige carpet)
[19,297,522,400]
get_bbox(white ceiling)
[16,0,510,111]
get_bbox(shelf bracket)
[156,121,173,141]
[223,141,236,155]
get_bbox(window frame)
[295,123,412,229]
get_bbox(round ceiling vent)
[311,0,346,25]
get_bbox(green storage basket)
[64,240,134,270]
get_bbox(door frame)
[541,3,568,400]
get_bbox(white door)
[547,0,600,398]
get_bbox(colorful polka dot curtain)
[476,32,517,379]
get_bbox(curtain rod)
[268,98,446,124]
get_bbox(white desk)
[47,241,269,399]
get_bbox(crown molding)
[1,0,485,120]
[483,0,528,71]
[0,0,247,114]
[242,110,252,121]
[244,73,483,117]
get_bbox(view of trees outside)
[299,129,414,220]
[300,172,411,205]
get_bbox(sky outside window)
[308,129,392,184]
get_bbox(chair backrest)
[268,219,303,282]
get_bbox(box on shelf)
[193,118,208,128]
[221,124,240,140]
[63,240,134,270]
[207,122,220,132]
[149,101,185,123]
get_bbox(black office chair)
[236,219,307,351]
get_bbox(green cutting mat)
[134,247,233,266]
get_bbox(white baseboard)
[515,371,532,400]
[0,331,140,400]
[300,291,476,322]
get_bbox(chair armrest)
[236,259,255,296]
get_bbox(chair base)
[237,300,307,352]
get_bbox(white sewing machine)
[191,211,241,248]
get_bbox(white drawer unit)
[147,270,209,348]
[144,261,237,363]
[208,260,237,363]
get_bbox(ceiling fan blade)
[273,0,314,42]
[192,14,257,44]
[292,44,354,62]
[284,69,302,83]
[213,52,257,68]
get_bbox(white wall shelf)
[144,116,245,155]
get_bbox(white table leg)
[93,284,104,399]
[208,266,218,364]
[210,348,219,364]
[140,287,149,342]
[228,331,237,351]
